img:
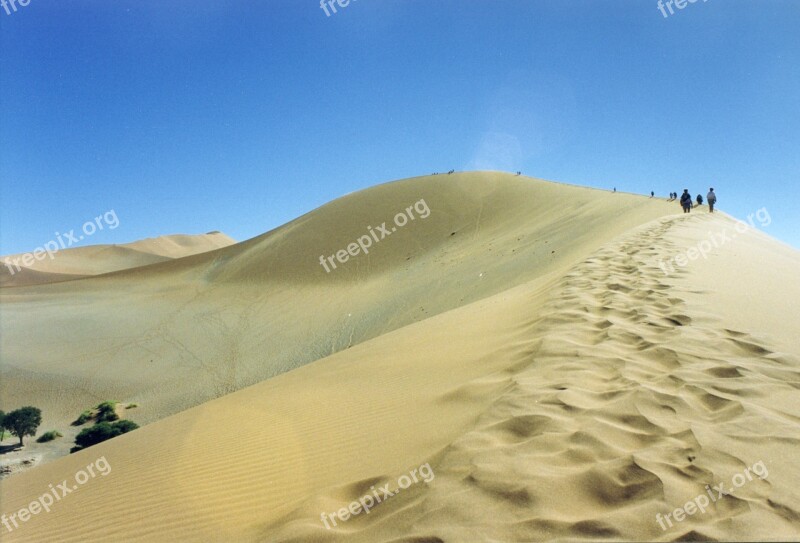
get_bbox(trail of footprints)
[393,216,800,542]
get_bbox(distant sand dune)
[0,232,235,287]
[1,173,798,542]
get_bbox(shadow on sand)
[0,443,23,455]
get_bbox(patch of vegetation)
[72,410,93,426]
[126,403,138,409]
[72,420,139,452]
[71,400,121,426]
[95,401,119,422]
[36,430,63,443]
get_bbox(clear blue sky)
[2,0,798,254]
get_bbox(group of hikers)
[668,188,717,214]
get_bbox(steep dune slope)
[1,210,798,542]
[0,173,676,441]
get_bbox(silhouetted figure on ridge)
[707,188,717,212]
[680,189,692,213]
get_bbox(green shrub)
[96,401,119,422]
[72,410,93,426]
[36,430,63,443]
[112,420,138,433]
[72,401,121,426]
[96,400,118,411]
[75,422,115,448]
[73,420,139,451]
[97,411,119,422]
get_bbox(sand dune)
[1,173,799,542]
[0,232,235,287]
[121,231,236,259]
[0,173,675,441]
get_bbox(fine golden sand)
[1,172,798,542]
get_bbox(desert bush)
[96,401,119,422]
[72,410,93,426]
[73,420,139,451]
[71,401,120,426]
[36,430,63,443]
[112,420,138,433]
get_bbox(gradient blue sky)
[2,0,798,255]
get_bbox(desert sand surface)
[0,174,674,440]
[0,231,235,288]
[1,172,799,542]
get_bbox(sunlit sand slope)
[2,188,797,541]
[0,173,675,441]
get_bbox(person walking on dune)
[680,189,692,213]
[707,188,717,213]
[696,193,703,207]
